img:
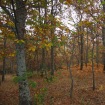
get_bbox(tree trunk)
[51,46,54,75]
[41,48,45,76]
[96,33,99,68]
[102,27,105,71]
[92,39,95,90]
[16,44,31,105]
[2,57,6,81]
[12,1,32,104]
[80,26,84,70]
[1,0,32,104]
[2,36,6,81]
[77,31,81,66]
[68,38,75,98]
[50,0,55,76]
[102,0,105,71]
[85,28,89,67]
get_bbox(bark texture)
[16,44,31,105]
[13,0,31,105]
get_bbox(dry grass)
[0,64,105,105]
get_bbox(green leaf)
[60,41,65,46]
[13,76,26,83]
[26,72,33,78]
[101,1,105,5]
[29,81,37,88]
[41,87,48,92]
[78,0,82,3]
[59,0,64,3]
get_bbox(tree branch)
[0,5,15,22]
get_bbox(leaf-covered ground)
[0,64,105,105]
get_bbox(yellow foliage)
[44,43,53,50]
[8,21,14,27]
[14,39,25,44]
[28,46,36,52]
[8,34,15,39]
[45,43,53,47]
[9,51,16,57]
[65,0,72,4]
[99,85,104,91]
[65,29,70,33]
[9,53,15,57]
[62,36,67,40]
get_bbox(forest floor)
[0,64,105,105]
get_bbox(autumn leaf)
[14,39,25,44]
[9,53,15,57]
[99,85,104,91]
[7,21,15,27]
[28,46,36,52]
[45,42,53,47]
[66,0,71,3]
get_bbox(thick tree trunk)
[13,1,32,105]
[16,44,31,105]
